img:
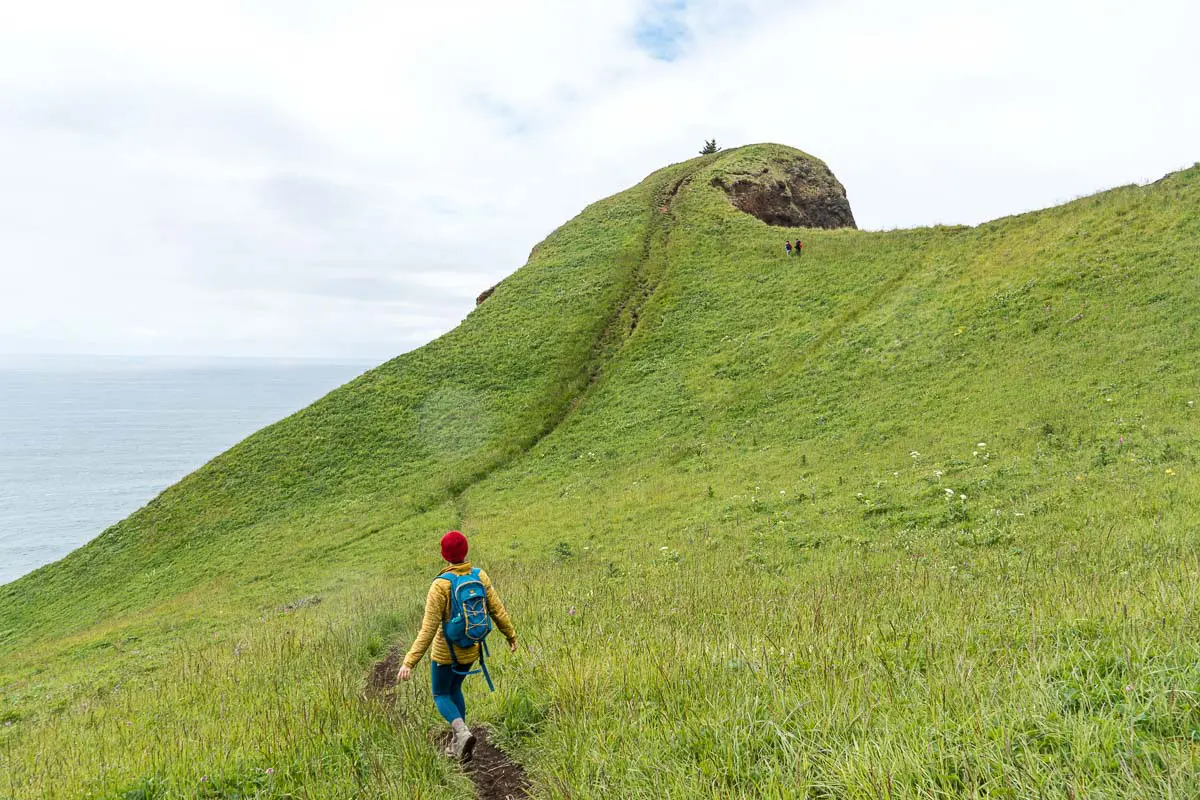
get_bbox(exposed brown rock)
[711,156,856,229]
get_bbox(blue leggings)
[430,661,473,723]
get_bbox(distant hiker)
[397,530,518,762]
[795,239,804,258]
[784,240,793,256]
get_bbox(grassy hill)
[2,144,1199,798]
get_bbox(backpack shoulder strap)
[436,573,457,595]
[437,572,458,619]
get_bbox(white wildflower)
[944,488,955,497]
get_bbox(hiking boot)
[453,726,477,763]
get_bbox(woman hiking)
[396,530,518,761]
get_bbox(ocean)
[0,357,371,586]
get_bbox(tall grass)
[2,584,475,798]
[2,146,1199,797]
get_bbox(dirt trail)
[369,648,531,800]
[356,170,706,794]
[441,727,531,800]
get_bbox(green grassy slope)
[0,157,694,657]
[3,145,1200,798]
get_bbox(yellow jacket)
[402,561,517,668]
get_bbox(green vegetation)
[3,143,1199,798]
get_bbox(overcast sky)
[1,0,1196,360]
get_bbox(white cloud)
[0,0,1196,358]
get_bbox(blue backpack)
[440,568,495,690]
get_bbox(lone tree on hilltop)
[699,139,721,155]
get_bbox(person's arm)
[402,580,446,670]
[480,571,517,646]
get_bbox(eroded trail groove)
[360,169,702,797]
[447,727,531,800]
[438,162,699,524]
[369,648,531,799]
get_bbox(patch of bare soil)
[440,726,531,800]
[368,645,405,695]
[366,651,529,798]
[277,595,322,613]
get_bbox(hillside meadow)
[3,145,1200,798]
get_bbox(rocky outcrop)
[476,284,497,306]
[710,154,856,229]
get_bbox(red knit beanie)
[440,530,468,563]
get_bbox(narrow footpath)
[369,646,531,800]
[447,727,530,800]
[358,168,704,799]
